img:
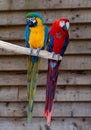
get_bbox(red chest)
[53,31,66,54]
[49,22,69,54]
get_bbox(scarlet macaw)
[44,18,70,125]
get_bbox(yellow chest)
[28,26,45,49]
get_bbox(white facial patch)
[66,22,70,30]
[33,20,36,23]
[29,17,36,23]
[59,21,65,27]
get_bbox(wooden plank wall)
[0,0,91,129]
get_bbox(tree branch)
[0,40,62,60]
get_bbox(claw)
[30,48,33,55]
[52,52,55,58]
[36,48,41,56]
[57,54,60,60]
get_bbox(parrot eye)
[30,17,35,20]
[66,22,70,30]
[26,17,36,22]
[26,17,37,27]
[30,17,36,22]
[59,21,65,27]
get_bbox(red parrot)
[44,18,70,125]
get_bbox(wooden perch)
[0,40,62,60]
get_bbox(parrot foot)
[36,48,41,56]
[57,54,60,60]
[51,52,56,58]
[30,48,33,55]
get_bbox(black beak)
[28,21,35,27]
[62,24,67,30]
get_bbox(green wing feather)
[27,56,40,122]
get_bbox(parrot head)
[26,12,44,27]
[59,18,70,30]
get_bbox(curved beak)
[66,22,70,30]
[26,18,37,27]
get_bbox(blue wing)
[48,35,54,52]
[25,25,39,63]
[42,25,49,49]
[60,37,69,56]
[25,25,30,48]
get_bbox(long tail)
[44,60,60,125]
[27,56,40,122]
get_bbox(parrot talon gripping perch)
[36,48,41,56]
[51,52,56,58]
[57,54,61,60]
[30,48,33,54]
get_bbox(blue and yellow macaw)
[25,12,49,122]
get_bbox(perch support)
[0,40,62,60]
